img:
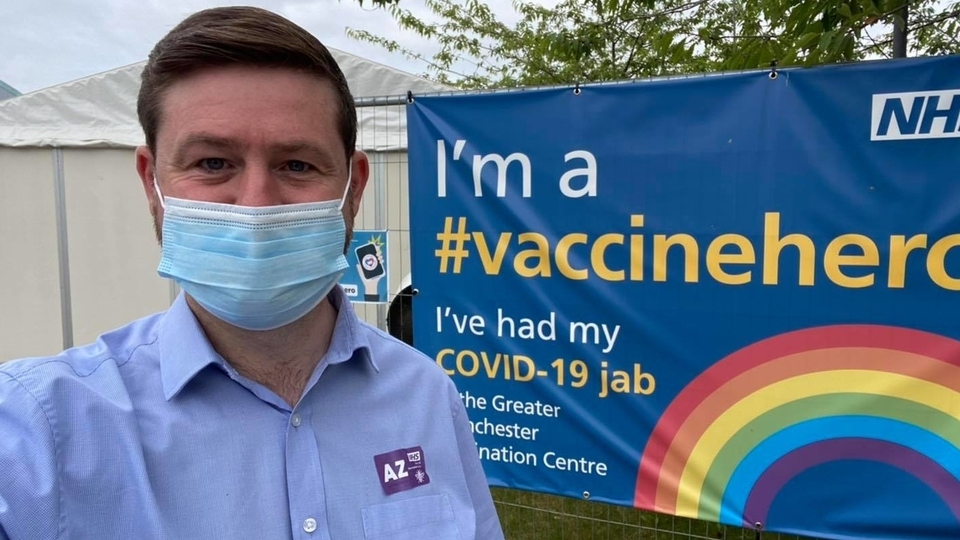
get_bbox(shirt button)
[303,518,317,533]
[291,414,302,427]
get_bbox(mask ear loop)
[337,166,353,211]
[153,175,167,211]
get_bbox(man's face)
[136,64,367,246]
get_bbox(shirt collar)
[159,285,378,401]
[322,285,378,372]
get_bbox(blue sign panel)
[406,56,960,539]
[341,230,389,303]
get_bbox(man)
[0,6,504,539]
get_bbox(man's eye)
[287,160,310,172]
[201,158,226,171]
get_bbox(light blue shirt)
[0,286,503,539]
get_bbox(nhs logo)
[871,90,960,141]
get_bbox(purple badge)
[374,446,430,495]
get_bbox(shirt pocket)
[361,492,463,540]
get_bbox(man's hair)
[137,6,357,161]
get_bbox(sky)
[0,0,536,94]
[2,0,952,95]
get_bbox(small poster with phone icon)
[341,230,389,304]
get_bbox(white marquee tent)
[0,49,447,362]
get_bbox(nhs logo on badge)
[871,90,960,141]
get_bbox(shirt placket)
[285,404,329,539]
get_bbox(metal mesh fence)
[352,96,815,540]
[349,101,411,333]
[489,487,812,540]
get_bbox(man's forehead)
[152,66,344,157]
[157,65,340,121]
[172,64,337,95]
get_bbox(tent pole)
[374,152,388,331]
[52,148,74,351]
[169,280,180,305]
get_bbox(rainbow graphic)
[634,325,960,533]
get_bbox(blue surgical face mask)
[153,172,351,331]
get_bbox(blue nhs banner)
[405,55,960,540]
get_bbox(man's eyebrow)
[271,141,339,165]
[172,133,239,165]
[170,135,341,168]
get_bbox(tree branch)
[621,18,650,77]
[616,0,713,24]
[862,25,890,59]
[858,6,960,54]
[475,41,565,84]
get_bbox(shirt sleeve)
[0,372,60,540]
[448,382,505,540]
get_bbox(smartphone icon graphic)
[356,242,384,280]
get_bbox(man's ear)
[135,146,159,216]
[347,150,370,218]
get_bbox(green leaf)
[798,31,820,48]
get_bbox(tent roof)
[0,48,449,150]
[0,79,19,101]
